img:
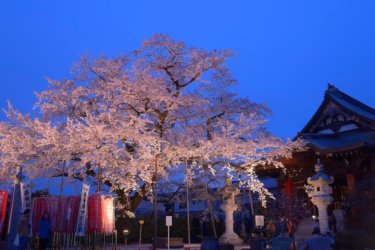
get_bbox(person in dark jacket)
[17,209,30,250]
[328,213,337,233]
[306,227,334,250]
[38,212,52,250]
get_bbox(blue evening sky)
[1,1,375,138]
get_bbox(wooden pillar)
[346,174,356,197]
[346,173,361,227]
[285,178,293,200]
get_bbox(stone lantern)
[305,160,334,234]
[219,177,243,246]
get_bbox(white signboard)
[255,215,264,227]
[166,216,172,226]
[76,184,90,236]
[20,182,32,212]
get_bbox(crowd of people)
[263,217,336,250]
[297,227,335,250]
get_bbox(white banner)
[20,182,32,212]
[20,182,32,236]
[76,184,90,236]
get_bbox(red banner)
[66,196,80,233]
[88,193,102,233]
[88,194,114,235]
[32,194,114,235]
[55,196,69,232]
[32,196,80,234]
[32,196,53,233]
[101,196,114,235]
[0,190,8,234]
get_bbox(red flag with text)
[88,193,101,233]
[0,190,8,234]
[101,196,114,235]
[87,194,114,235]
[32,196,80,233]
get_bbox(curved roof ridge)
[300,84,375,134]
[326,84,375,115]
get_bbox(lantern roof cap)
[314,159,324,172]
[310,160,334,182]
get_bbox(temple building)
[281,84,375,230]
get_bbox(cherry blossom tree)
[0,34,306,238]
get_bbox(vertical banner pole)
[166,216,172,250]
[139,223,142,249]
[153,155,159,250]
[168,226,170,250]
[185,159,191,245]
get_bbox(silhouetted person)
[17,209,30,250]
[39,212,52,250]
[306,227,334,250]
[328,213,336,233]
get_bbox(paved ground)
[58,244,153,250]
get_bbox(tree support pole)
[186,159,191,244]
[153,156,159,250]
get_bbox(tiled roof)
[327,84,375,122]
[298,84,375,153]
[301,84,375,134]
[301,128,375,153]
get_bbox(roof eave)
[306,141,367,154]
